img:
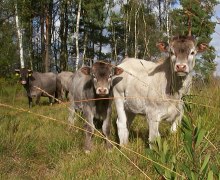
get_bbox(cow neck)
[165,57,187,97]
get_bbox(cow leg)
[102,107,112,150]
[49,97,53,106]
[35,95,40,105]
[28,96,33,108]
[171,105,184,132]
[61,88,65,100]
[83,107,94,153]
[171,113,183,133]
[68,103,76,125]
[115,98,129,146]
[147,112,160,149]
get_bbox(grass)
[0,78,219,179]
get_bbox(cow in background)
[68,61,123,153]
[113,36,207,148]
[56,71,75,101]
[15,68,57,108]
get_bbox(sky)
[211,4,220,76]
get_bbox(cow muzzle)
[175,63,188,76]
[96,87,109,96]
[21,80,27,85]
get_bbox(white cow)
[113,36,207,147]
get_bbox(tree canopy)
[0,0,218,79]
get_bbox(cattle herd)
[15,35,207,152]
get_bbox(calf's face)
[15,68,33,85]
[157,36,207,76]
[81,62,123,96]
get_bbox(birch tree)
[15,2,24,68]
[75,0,81,70]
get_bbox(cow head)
[157,36,208,76]
[15,68,33,85]
[81,61,124,96]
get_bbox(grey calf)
[15,68,57,108]
[68,61,123,153]
[56,71,75,101]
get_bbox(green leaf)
[211,164,219,175]
[201,141,209,154]
[207,171,213,180]
[200,154,210,174]
[195,129,206,148]
[183,145,193,161]
[163,140,168,155]
[191,171,196,180]
[181,164,191,178]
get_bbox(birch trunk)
[15,3,24,68]
[165,0,170,43]
[82,32,88,66]
[134,4,140,58]
[75,0,81,70]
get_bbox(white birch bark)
[165,0,170,43]
[15,3,24,68]
[134,4,140,58]
[75,0,81,70]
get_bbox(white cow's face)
[157,36,207,77]
[170,37,197,76]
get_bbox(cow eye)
[109,74,112,78]
[191,51,195,55]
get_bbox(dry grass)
[0,78,219,179]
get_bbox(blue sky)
[211,4,220,76]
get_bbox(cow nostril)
[98,88,102,93]
[176,64,186,72]
[97,88,108,94]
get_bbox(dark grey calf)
[15,68,57,108]
[68,61,123,153]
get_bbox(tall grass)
[0,78,219,179]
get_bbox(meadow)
[0,77,220,179]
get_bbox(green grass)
[0,79,219,179]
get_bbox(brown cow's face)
[15,68,33,85]
[81,62,123,96]
[157,36,207,77]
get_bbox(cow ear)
[81,67,91,75]
[15,69,20,76]
[114,67,124,75]
[197,43,208,52]
[156,42,169,52]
